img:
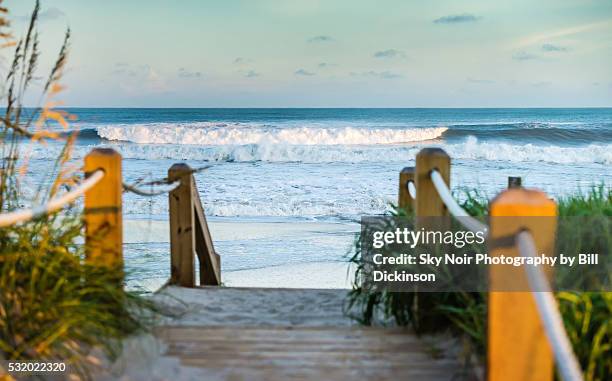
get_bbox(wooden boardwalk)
[151,287,466,381]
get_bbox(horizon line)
[30,106,612,110]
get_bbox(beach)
[123,218,356,291]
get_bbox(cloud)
[244,70,260,78]
[467,77,495,84]
[111,62,133,75]
[433,14,481,24]
[178,68,203,78]
[531,81,552,87]
[541,43,568,52]
[318,62,336,68]
[234,57,253,64]
[112,64,169,93]
[295,69,315,76]
[512,51,539,61]
[40,7,65,21]
[16,7,65,22]
[350,71,402,79]
[307,35,333,43]
[373,49,405,59]
[512,20,611,49]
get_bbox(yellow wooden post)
[415,148,450,217]
[488,189,557,381]
[168,163,196,287]
[398,166,415,212]
[84,148,123,274]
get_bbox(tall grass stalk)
[0,2,158,378]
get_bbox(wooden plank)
[165,342,424,354]
[398,166,415,212]
[156,326,417,341]
[83,148,123,277]
[168,164,195,287]
[178,360,454,381]
[488,189,557,381]
[192,176,221,285]
[156,325,461,381]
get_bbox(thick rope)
[407,180,417,200]
[136,165,213,188]
[430,169,488,235]
[517,231,584,381]
[121,165,212,196]
[424,168,581,380]
[0,170,105,228]
[122,181,180,196]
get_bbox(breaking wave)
[30,136,612,165]
[95,123,447,145]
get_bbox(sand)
[223,261,355,288]
[123,218,357,244]
[124,217,358,291]
[95,286,362,380]
[94,220,362,379]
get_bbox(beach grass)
[0,1,158,377]
[0,214,158,376]
[347,186,611,381]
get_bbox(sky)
[3,0,612,107]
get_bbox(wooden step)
[155,326,464,381]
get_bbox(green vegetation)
[347,187,611,381]
[0,1,157,378]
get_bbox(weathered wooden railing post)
[168,163,221,288]
[84,148,123,279]
[168,164,196,287]
[488,189,557,381]
[398,167,415,212]
[415,148,450,218]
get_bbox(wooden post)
[508,176,522,189]
[398,167,415,212]
[84,148,123,274]
[168,164,196,287]
[415,148,450,217]
[488,189,557,381]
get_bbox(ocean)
[24,108,612,289]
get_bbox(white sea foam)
[35,139,609,166]
[444,136,612,165]
[20,135,612,219]
[96,124,448,145]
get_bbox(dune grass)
[347,187,611,381]
[0,1,159,378]
[0,213,159,377]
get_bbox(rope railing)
[407,180,417,200]
[121,165,212,197]
[517,231,584,381]
[421,164,581,380]
[0,169,105,228]
[121,164,212,197]
[122,181,180,197]
[430,169,488,235]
